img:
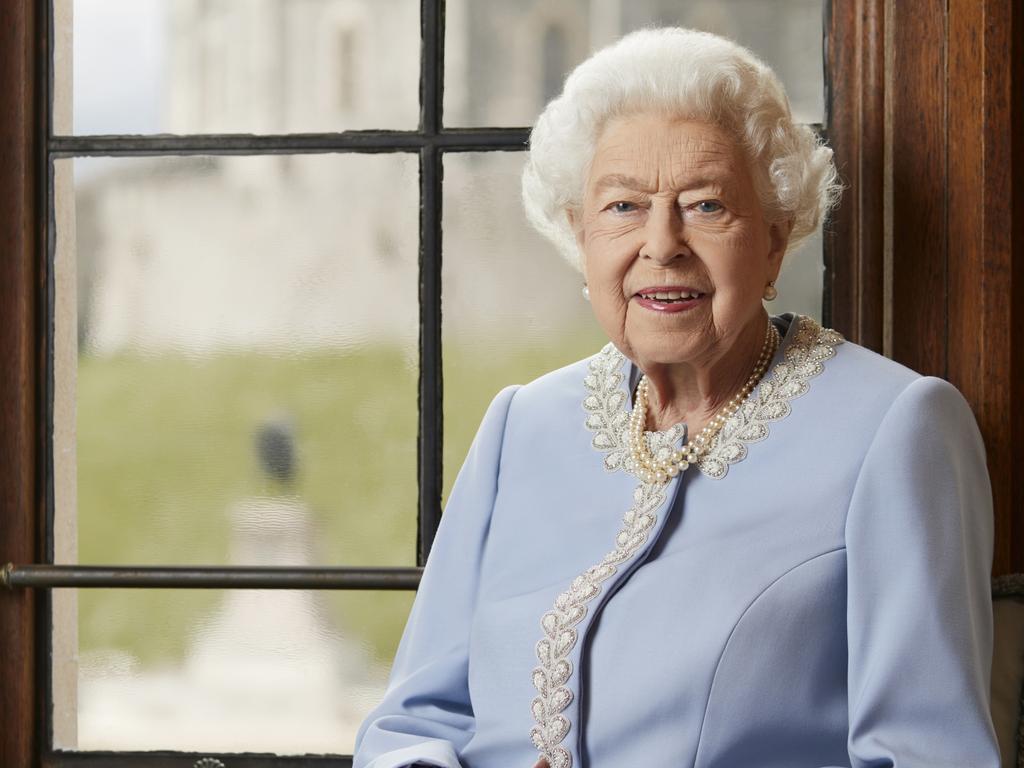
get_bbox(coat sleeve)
[840,375,1000,767]
[352,385,520,768]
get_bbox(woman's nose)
[641,203,690,264]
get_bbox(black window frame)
[5,1,834,765]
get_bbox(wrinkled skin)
[568,111,792,433]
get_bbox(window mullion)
[4,563,421,590]
[47,128,530,157]
[417,0,445,566]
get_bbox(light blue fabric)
[353,314,1000,768]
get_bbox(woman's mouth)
[633,287,706,313]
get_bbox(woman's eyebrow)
[593,173,653,192]
[592,172,726,194]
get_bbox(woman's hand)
[532,759,550,768]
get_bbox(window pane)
[54,154,419,568]
[444,0,824,127]
[442,152,606,502]
[52,588,415,753]
[56,0,419,135]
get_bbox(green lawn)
[76,328,605,667]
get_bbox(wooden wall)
[828,0,1024,575]
[0,1,42,765]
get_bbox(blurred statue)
[255,417,296,488]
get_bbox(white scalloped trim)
[528,479,668,768]
[582,343,687,477]
[697,316,844,479]
[528,315,842,768]
[582,314,843,481]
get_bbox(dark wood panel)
[0,1,42,765]
[888,0,948,377]
[826,0,886,351]
[828,0,1024,572]
[1013,0,1024,573]
[946,0,992,563]
[945,0,986,437]
[946,0,1020,576]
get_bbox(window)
[1,0,841,764]
[8,2,1023,764]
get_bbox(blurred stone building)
[75,0,822,357]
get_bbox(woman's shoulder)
[505,348,607,408]
[486,346,616,441]
[789,314,975,439]
[486,315,975,443]
[828,330,920,394]
[773,312,908,394]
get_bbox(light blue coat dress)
[353,314,1000,768]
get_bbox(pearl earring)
[763,281,778,301]
[582,284,590,301]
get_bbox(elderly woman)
[353,27,999,768]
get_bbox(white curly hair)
[521,26,841,271]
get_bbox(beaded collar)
[583,314,844,480]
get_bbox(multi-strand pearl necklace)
[628,319,781,485]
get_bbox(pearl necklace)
[628,320,781,485]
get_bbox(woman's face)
[570,112,789,371]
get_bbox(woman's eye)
[694,200,723,214]
[609,201,637,214]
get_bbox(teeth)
[641,290,701,301]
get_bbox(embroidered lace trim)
[528,479,669,768]
[581,314,842,480]
[528,315,842,768]
[698,316,844,479]
[581,345,687,477]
